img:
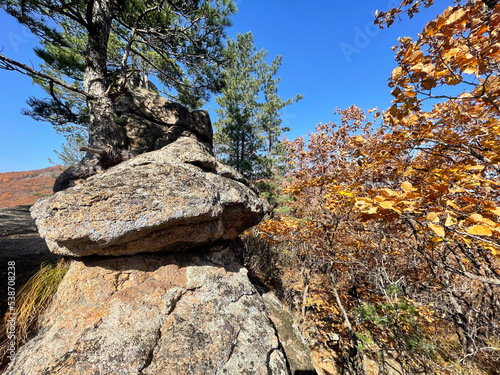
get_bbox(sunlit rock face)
[11,245,293,375]
[11,94,315,375]
[31,137,268,258]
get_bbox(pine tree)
[0,0,236,189]
[214,32,302,179]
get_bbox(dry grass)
[0,259,69,370]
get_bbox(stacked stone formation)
[31,89,268,258]
[10,91,316,375]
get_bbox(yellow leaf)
[467,213,485,223]
[463,65,478,75]
[381,188,397,197]
[402,181,417,193]
[339,191,353,197]
[466,225,492,236]
[465,165,486,171]
[429,223,445,237]
[422,64,435,75]
[488,207,500,216]
[445,215,458,227]
[483,244,498,256]
[427,212,440,223]
[380,201,394,209]
[446,200,460,210]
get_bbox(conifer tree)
[214,32,302,179]
[0,0,236,189]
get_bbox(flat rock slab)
[10,244,293,375]
[31,138,268,257]
[0,205,38,237]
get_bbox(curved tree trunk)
[330,271,367,375]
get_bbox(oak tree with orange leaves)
[257,1,500,373]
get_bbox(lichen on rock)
[10,92,314,375]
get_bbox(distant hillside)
[0,166,65,208]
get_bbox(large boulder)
[53,89,213,193]
[115,88,214,153]
[31,137,268,257]
[9,244,295,375]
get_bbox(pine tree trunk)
[84,0,125,165]
[54,0,126,192]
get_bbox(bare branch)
[80,146,105,155]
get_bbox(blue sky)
[0,0,450,173]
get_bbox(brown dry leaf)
[467,213,485,223]
[446,200,460,210]
[409,50,424,64]
[422,64,435,75]
[445,8,467,26]
[392,66,404,81]
[445,75,462,85]
[423,19,439,36]
[402,181,417,192]
[427,212,440,223]
[463,64,479,75]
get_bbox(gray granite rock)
[31,137,269,257]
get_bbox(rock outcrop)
[9,91,315,374]
[114,89,214,153]
[10,245,299,375]
[53,89,214,192]
[32,137,267,257]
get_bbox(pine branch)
[0,53,89,98]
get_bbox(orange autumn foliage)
[257,1,500,373]
[0,166,63,208]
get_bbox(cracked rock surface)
[10,244,290,375]
[31,137,268,257]
[13,95,314,375]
